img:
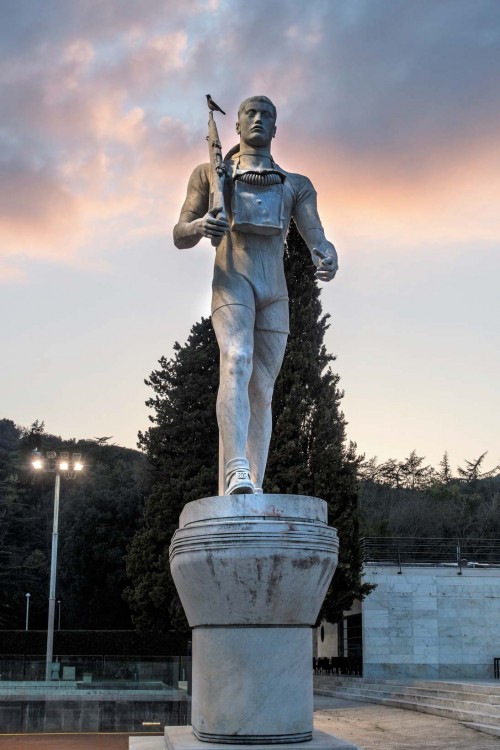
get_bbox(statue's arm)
[292,177,338,282]
[173,164,229,249]
[173,165,209,249]
[173,213,204,249]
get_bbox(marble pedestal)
[129,727,359,750]
[129,729,359,750]
[169,494,339,744]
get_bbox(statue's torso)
[179,158,316,312]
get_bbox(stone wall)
[315,620,338,658]
[362,565,500,679]
[0,692,190,732]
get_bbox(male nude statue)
[174,96,338,495]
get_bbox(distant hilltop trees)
[359,450,500,539]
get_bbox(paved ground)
[1,697,499,749]
[0,733,150,749]
[313,694,500,749]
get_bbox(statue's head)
[236,96,277,147]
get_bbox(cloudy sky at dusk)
[1,0,499,472]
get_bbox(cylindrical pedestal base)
[192,626,313,744]
[169,495,339,745]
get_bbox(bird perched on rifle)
[206,94,226,115]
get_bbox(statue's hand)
[197,209,230,242]
[313,242,338,282]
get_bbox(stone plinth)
[129,728,360,750]
[169,495,339,744]
[166,728,358,750]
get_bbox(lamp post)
[32,449,83,681]
[57,600,61,631]
[25,593,31,631]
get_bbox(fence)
[362,537,500,569]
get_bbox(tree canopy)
[124,318,219,631]
[359,450,500,539]
[0,418,149,630]
[3,408,497,636]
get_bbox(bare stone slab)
[170,727,359,750]
[179,495,328,526]
[129,726,360,750]
[129,739,165,750]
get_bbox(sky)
[1,0,499,473]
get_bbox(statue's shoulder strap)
[224,144,240,161]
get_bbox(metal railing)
[0,654,191,733]
[362,537,500,568]
[0,654,191,685]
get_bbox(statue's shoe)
[225,468,255,495]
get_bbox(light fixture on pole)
[32,448,84,681]
[25,593,31,631]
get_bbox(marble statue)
[174,96,338,495]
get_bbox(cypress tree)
[268,220,372,622]
[124,319,219,631]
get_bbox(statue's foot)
[224,458,255,495]
[225,468,255,495]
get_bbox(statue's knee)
[249,380,274,408]
[224,347,252,379]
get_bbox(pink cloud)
[274,125,500,250]
[0,163,82,259]
[1,0,499,283]
[0,22,199,277]
[0,264,26,283]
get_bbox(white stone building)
[362,564,500,679]
[316,560,500,680]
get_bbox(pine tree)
[457,451,499,483]
[438,451,453,483]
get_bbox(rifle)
[207,110,227,247]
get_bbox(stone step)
[317,683,500,711]
[333,686,500,715]
[314,675,500,698]
[314,679,500,702]
[415,681,500,696]
[394,687,500,705]
[462,722,500,738]
[314,688,500,728]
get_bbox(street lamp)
[25,593,31,631]
[32,449,84,680]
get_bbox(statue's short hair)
[238,96,277,121]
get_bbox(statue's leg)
[247,328,288,490]
[212,303,255,491]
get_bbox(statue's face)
[236,100,276,148]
